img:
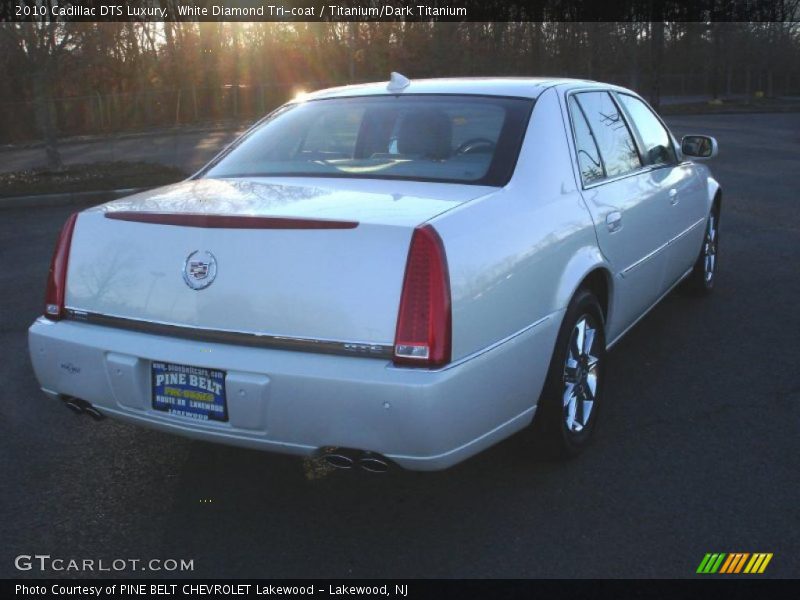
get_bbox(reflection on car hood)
[95,177,499,227]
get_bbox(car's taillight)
[44,212,79,320]
[393,225,452,367]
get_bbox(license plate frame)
[151,361,228,422]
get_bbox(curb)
[0,187,147,210]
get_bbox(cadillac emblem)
[183,250,217,290]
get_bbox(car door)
[615,92,708,286]
[565,90,672,342]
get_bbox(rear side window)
[617,94,677,166]
[568,96,604,184]
[573,91,641,180]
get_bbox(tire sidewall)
[702,209,719,291]
[539,289,607,456]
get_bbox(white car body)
[28,77,720,470]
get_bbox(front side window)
[204,95,533,186]
[573,91,642,179]
[617,94,677,166]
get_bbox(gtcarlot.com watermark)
[14,554,194,573]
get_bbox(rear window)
[203,95,533,186]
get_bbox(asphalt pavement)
[1,113,798,579]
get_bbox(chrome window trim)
[566,94,607,183]
[612,91,680,169]
[565,88,646,189]
[565,87,687,191]
[63,309,394,359]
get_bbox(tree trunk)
[628,23,640,92]
[32,68,62,169]
[710,22,721,100]
[649,20,665,110]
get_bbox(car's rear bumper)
[28,315,558,470]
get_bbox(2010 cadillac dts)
[28,75,721,471]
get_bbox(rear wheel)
[534,289,606,458]
[682,206,719,295]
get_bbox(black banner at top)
[2,0,798,23]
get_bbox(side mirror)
[681,135,718,159]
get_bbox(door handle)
[606,211,622,232]
[669,188,678,204]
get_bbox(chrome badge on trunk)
[183,250,217,290]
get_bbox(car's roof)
[302,76,612,101]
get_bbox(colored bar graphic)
[697,554,713,573]
[697,552,772,574]
[710,553,726,573]
[719,554,736,574]
[757,554,773,573]
[719,553,750,574]
[719,554,739,573]
[746,553,768,573]
[697,553,728,573]
[733,553,750,573]
[744,554,759,573]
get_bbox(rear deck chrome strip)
[63,309,393,359]
[104,212,359,229]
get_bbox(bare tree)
[0,2,79,168]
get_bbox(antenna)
[387,72,411,92]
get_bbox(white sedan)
[29,75,721,471]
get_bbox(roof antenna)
[387,72,411,92]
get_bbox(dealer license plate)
[151,361,228,422]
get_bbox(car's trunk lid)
[65,178,494,347]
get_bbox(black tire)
[533,288,607,458]
[682,205,720,296]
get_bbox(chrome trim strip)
[621,216,705,276]
[621,239,669,276]
[63,309,394,359]
[672,216,706,243]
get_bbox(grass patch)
[0,161,187,198]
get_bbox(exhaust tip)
[83,405,106,421]
[62,397,84,414]
[61,396,105,420]
[359,455,390,473]
[323,453,355,470]
[317,448,391,473]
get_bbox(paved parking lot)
[1,113,798,578]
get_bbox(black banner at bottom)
[3,579,796,600]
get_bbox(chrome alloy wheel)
[703,214,718,283]
[562,315,600,433]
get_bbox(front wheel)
[682,207,719,295]
[534,289,606,458]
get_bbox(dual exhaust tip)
[62,396,105,421]
[321,449,391,473]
